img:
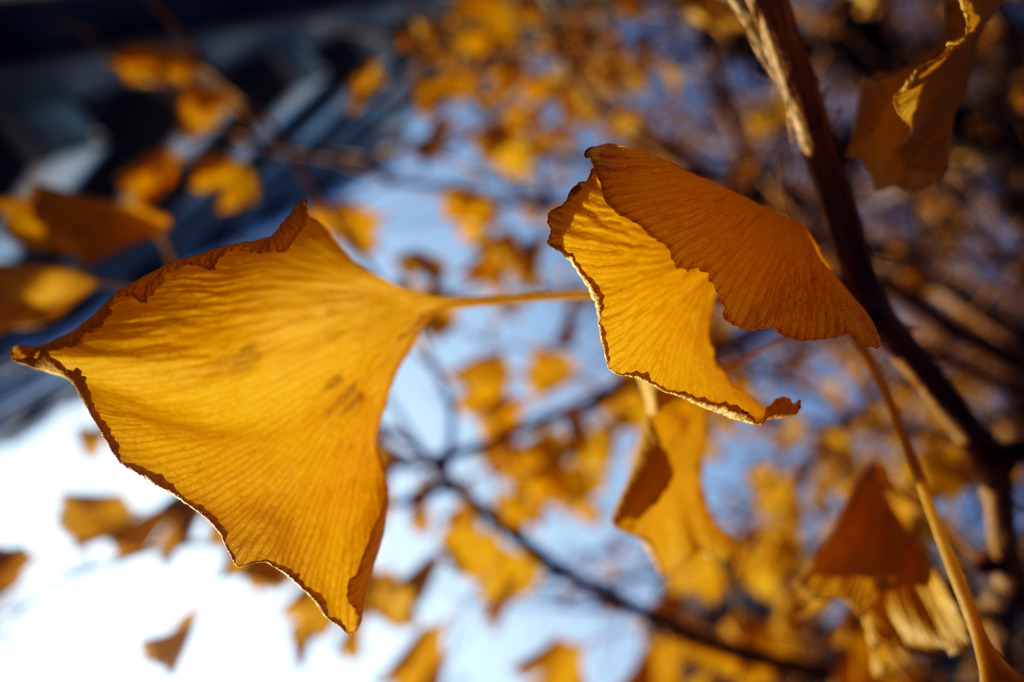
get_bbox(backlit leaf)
[114,146,185,205]
[583,145,879,347]
[62,497,132,544]
[0,265,99,335]
[0,550,28,594]
[174,85,242,136]
[12,202,447,632]
[804,464,968,669]
[110,44,198,91]
[366,562,433,623]
[529,349,573,391]
[288,593,329,659]
[389,629,442,682]
[144,614,193,670]
[847,0,1001,189]
[308,202,378,252]
[615,398,734,601]
[187,156,262,217]
[3,190,173,265]
[445,508,536,616]
[548,160,799,424]
[520,643,580,682]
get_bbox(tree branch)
[740,0,1022,609]
[439,477,830,678]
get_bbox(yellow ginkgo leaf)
[109,43,199,91]
[62,497,133,544]
[529,349,573,391]
[114,146,185,205]
[585,145,879,346]
[458,357,506,412]
[308,202,378,252]
[804,464,968,663]
[187,156,262,217]
[347,57,388,115]
[847,0,1001,190]
[288,593,330,659]
[520,643,580,682]
[365,562,433,623]
[615,398,734,599]
[144,614,193,671]
[11,203,447,632]
[174,86,242,136]
[550,174,792,424]
[445,508,536,616]
[0,265,99,335]
[113,500,195,558]
[0,550,28,594]
[389,629,442,682]
[442,190,495,243]
[3,190,173,266]
[549,145,878,422]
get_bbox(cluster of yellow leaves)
[399,0,665,186]
[110,43,244,138]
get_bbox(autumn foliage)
[2,0,1024,680]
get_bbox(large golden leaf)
[615,398,734,602]
[11,203,446,632]
[847,0,1001,190]
[549,164,796,424]
[585,145,878,346]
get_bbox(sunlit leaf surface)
[12,203,447,632]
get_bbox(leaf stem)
[855,342,1022,681]
[442,289,591,309]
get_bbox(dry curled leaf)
[847,0,1001,189]
[548,145,877,423]
[615,398,734,603]
[804,464,968,676]
[12,202,447,632]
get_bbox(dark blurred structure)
[0,0,426,437]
